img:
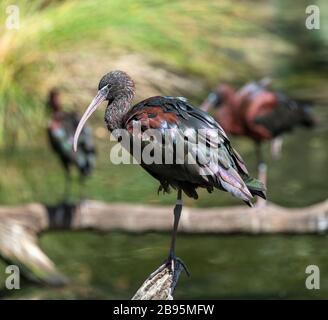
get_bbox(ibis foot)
[149,255,190,280]
[169,256,190,277]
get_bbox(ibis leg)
[168,189,182,259]
[63,169,71,202]
[148,189,189,278]
[256,143,267,206]
[271,137,283,160]
[256,142,267,185]
[79,175,87,201]
[166,189,189,275]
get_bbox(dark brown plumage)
[201,80,316,187]
[73,71,266,273]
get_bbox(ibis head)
[73,71,135,151]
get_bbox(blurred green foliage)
[1,0,327,147]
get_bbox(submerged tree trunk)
[0,199,327,291]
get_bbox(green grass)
[0,0,297,147]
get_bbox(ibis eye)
[99,84,111,96]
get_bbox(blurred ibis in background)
[73,70,266,274]
[47,88,96,200]
[200,79,316,194]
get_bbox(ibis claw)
[148,256,190,280]
[165,255,190,277]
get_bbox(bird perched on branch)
[73,70,266,274]
[47,88,96,200]
[201,79,316,189]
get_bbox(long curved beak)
[200,99,213,112]
[73,86,109,152]
[200,92,221,112]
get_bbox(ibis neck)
[105,95,133,131]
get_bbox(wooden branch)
[59,199,328,234]
[0,204,68,286]
[0,222,68,286]
[132,260,184,300]
[0,199,327,287]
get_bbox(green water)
[1,232,328,299]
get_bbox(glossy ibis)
[73,71,266,273]
[201,80,316,188]
[47,88,96,199]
